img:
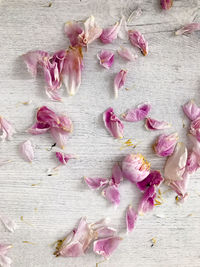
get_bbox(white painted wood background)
[0,0,200,266]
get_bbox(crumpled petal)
[0,117,15,141]
[114,70,127,98]
[160,0,173,10]
[128,30,148,56]
[103,107,124,139]
[110,163,123,185]
[190,116,200,142]
[84,177,109,190]
[55,152,76,165]
[126,205,137,233]
[182,100,200,121]
[164,142,188,182]
[153,132,178,157]
[97,50,114,69]
[0,244,12,267]
[64,21,83,47]
[175,23,200,36]
[28,122,50,135]
[100,20,122,44]
[138,185,156,214]
[145,117,171,130]
[117,47,138,61]
[93,236,122,259]
[168,171,189,202]
[122,153,150,183]
[122,103,151,122]
[102,185,120,207]
[137,170,163,191]
[62,46,83,96]
[0,215,16,233]
[20,140,34,162]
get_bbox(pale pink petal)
[137,170,164,191]
[138,185,156,214]
[164,142,188,182]
[186,151,200,173]
[128,30,148,56]
[100,20,121,44]
[182,100,200,121]
[160,0,173,10]
[45,87,62,102]
[0,255,12,267]
[110,163,123,185]
[102,185,120,207]
[169,171,189,202]
[126,205,137,233]
[0,215,16,233]
[145,117,171,130]
[122,103,151,122]
[175,23,200,35]
[20,140,34,162]
[153,132,178,157]
[114,70,127,98]
[103,107,124,139]
[117,47,138,61]
[92,218,110,229]
[118,16,128,40]
[0,117,15,141]
[50,128,70,149]
[122,154,150,183]
[0,244,12,255]
[55,152,76,165]
[188,134,200,157]
[190,116,200,142]
[84,177,109,190]
[97,50,114,69]
[64,21,83,47]
[93,236,122,259]
[96,226,117,239]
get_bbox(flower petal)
[0,117,15,141]
[153,132,178,157]
[102,184,120,207]
[20,140,34,162]
[84,177,109,190]
[137,170,164,191]
[126,205,137,233]
[117,47,138,61]
[96,226,117,239]
[0,215,16,233]
[122,103,151,122]
[145,117,171,130]
[64,21,83,47]
[111,163,123,185]
[55,152,76,165]
[182,100,200,121]
[138,185,156,214]
[186,151,200,173]
[128,30,148,56]
[28,122,50,135]
[114,70,127,98]
[50,128,70,149]
[169,171,189,202]
[175,23,200,35]
[160,0,173,10]
[190,116,200,142]
[100,20,122,44]
[97,50,114,69]
[0,255,12,267]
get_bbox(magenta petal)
[117,47,138,61]
[182,100,200,121]
[154,132,178,157]
[126,205,137,233]
[103,107,124,139]
[64,21,83,47]
[36,106,60,128]
[20,140,34,162]
[84,177,109,190]
[122,103,151,122]
[160,0,173,10]
[128,30,148,56]
[0,117,15,141]
[175,23,200,35]
[97,50,114,69]
[137,170,164,191]
[114,70,127,98]
[28,122,50,135]
[138,185,156,214]
[100,21,121,44]
[145,117,171,130]
[55,152,76,165]
[102,185,120,207]
[111,163,123,185]
[93,236,122,258]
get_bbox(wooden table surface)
[0,0,200,266]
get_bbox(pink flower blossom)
[0,244,12,267]
[182,100,200,121]
[175,23,200,36]
[20,140,34,162]
[0,117,15,141]
[137,170,163,191]
[126,205,137,233]
[122,103,151,122]
[114,70,127,98]
[160,0,173,10]
[145,117,171,130]
[153,132,178,157]
[100,20,122,44]
[117,47,138,61]
[97,50,114,69]
[138,185,156,214]
[128,30,148,56]
[55,152,76,165]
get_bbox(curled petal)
[117,47,138,61]
[169,171,189,202]
[103,107,124,139]
[95,226,117,239]
[0,117,15,141]
[100,20,121,44]
[138,185,156,214]
[64,21,83,47]
[56,152,76,165]
[122,103,151,122]
[84,177,109,190]
[93,236,122,259]
[153,132,178,157]
[114,70,127,98]
[28,122,50,135]
[126,205,137,233]
[122,153,150,183]
[0,215,16,233]
[164,142,188,182]
[137,170,164,191]
[175,23,200,36]
[102,185,120,207]
[182,100,200,121]
[190,116,200,142]
[160,0,173,10]
[111,163,123,185]
[145,117,171,130]
[50,128,70,149]
[36,106,61,128]
[128,30,148,56]
[97,50,114,69]
[20,140,34,162]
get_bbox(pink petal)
[186,151,200,173]
[137,170,164,191]
[169,171,189,202]
[164,142,188,182]
[122,154,150,183]
[122,103,151,122]
[93,236,122,258]
[28,122,50,135]
[110,163,123,185]
[84,177,109,190]
[100,21,121,44]
[97,50,114,69]
[55,152,76,165]
[0,117,15,141]
[190,116,200,142]
[114,70,127,98]
[160,0,173,10]
[96,226,117,239]
[117,47,138,61]
[102,184,120,207]
[188,134,200,157]
[128,30,148,56]
[20,140,34,162]
[64,21,83,47]
[0,244,12,255]
[36,106,61,128]
[138,185,156,214]
[50,128,70,149]
[175,23,200,35]
[182,100,200,121]
[145,117,171,130]
[103,107,124,139]
[126,205,137,233]
[0,255,12,267]
[62,46,83,96]
[0,215,16,233]
[153,132,178,157]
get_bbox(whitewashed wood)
[0,0,200,266]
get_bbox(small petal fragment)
[114,70,127,98]
[103,107,124,139]
[111,163,123,185]
[175,23,200,36]
[55,152,76,165]
[153,132,178,157]
[102,185,120,207]
[97,50,114,69]
[182,100,200,121]
[0,117,15,141]
[190,116,200,142]
[84,177,109,190]
[169,171,189,202]
[100,20,121,44]
[126,205,137,233]
[138,185,156,214]
[93,236,122,259]
[50,128,70,149]
[0,215,16,233]
[128,30,148,56]
[64,21,83,47]
[95,226,117,239]
[145,117,171,130]
[137,170,164,191]
[117,47,138,61]
[160,0,173,10]
[122,103,151,122]
[20,140,34,162]
[0,244,12,267]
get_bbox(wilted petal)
[153,132,178,157]
[190,116,200,142]
[97,50,114,69]
[160,0,173,10]
[128,30,148,56]
[145,117,171,130]
[122,153,150,183]
[56,152,76,165]
[84,177,109,190]
[100,20,122,44]
[28,122,50,135]
[93,236,122,258]
[137,170,164,191]
[114,70,127,98]
[0,215,16,233]
[110,163,123,185]
[102,185,120,207]
[0,117,15,141]
[122,103,151,122]
[169,171,189,202]
[95,226,117,239]
[36,106,60,128]
[20,140,34,162]
[138,185,156,214]
[164,142,188,182]
[64,21,83,47]
[126,205,137,233]
[182,100,200,121]
[117,47,138,61]
[62,47,83,96]
[175,23,200,36]
[103,107,124,139]
[50,128,70,149]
